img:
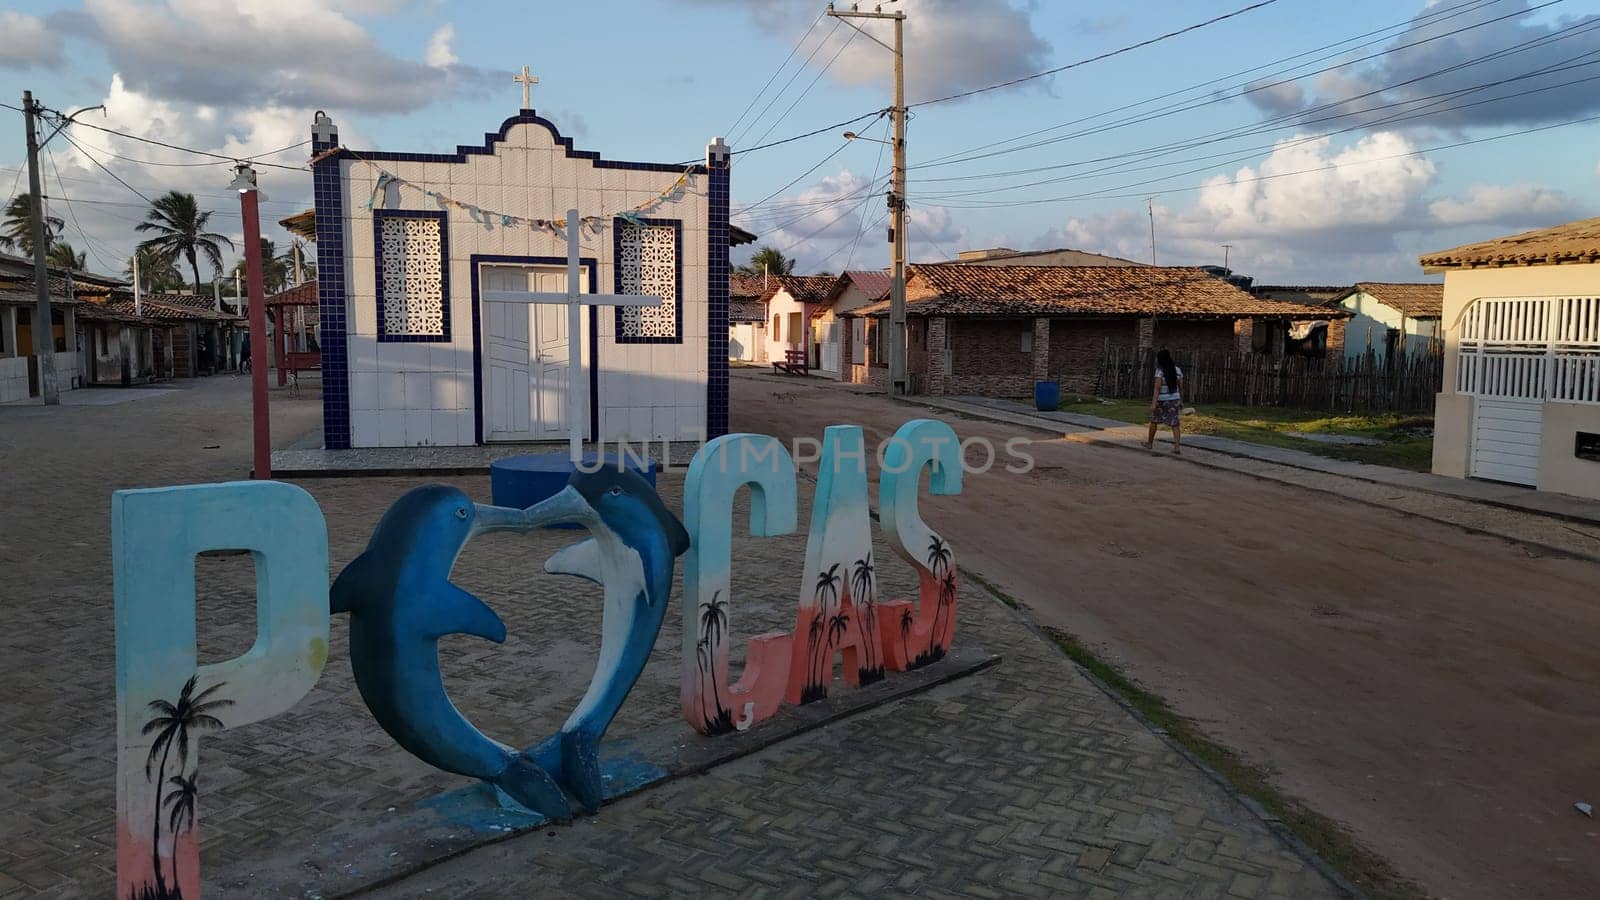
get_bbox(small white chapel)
[308,70,734,450]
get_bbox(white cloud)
[1428,183,1578,227]
[1247,2,1600,130]
[425,24,458,68]
[689,0,1051,103]
[1026,133,1580,283]
[69,0,491,113]
[0,12,64,69]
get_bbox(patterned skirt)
[1151,398,1182,426]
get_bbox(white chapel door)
[481,265,582,441]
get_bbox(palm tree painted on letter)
[140,675,230,899]
[899,607,915,667]
[911,536,955,669]
[802,563,842,702]
[163,774,199,894]
[851,554,884,684]
[698,590,733,734]
[136,191,233,291]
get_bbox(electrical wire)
[915,0,1508,167]
[914,0,1563,171]
[911,0,1286,108]
[59,135,311,168]
[44,145,114,271]
[742,25,862,163]
[924,111,1600,210]
[725,12,826,139]
[733,114,883,218]
[844,121,891,272]
[58,131,154,204]
[732,21,843,148]
[46,111,310,171]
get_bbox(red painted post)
[241,182,272,479]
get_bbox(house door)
[819,321,841,374]
[480,264,581,442]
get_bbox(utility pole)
[1146,198,1158,266]
[231,163,271,479]
[829,2,907,395]
[1222,243,1233,276]
[22,91,58,404]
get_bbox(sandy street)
[733,372,1600,900]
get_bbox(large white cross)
[481,209,660,462]
[513,65,539,110]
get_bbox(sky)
[2,0,1598,286]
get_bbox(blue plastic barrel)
[1034,380,1060,411]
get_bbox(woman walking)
[1144,348,1184,454]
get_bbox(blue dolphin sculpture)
[522,465,690,813]
[330,484,573,819]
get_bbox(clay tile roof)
[1348,282,1443,318]
[76,301,159,326]
[838,270,892,300]
[851,264,1348,319]
[265,281,318,307]
[1420,215,1600,269]
[729,274,767,300]
[729,299,766,323]
[760,274,837,304]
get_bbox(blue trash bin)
[1034,380,1060,411]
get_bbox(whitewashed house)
[760,275,835,370]
[1332,282,1443,361]
[309,107,732,449]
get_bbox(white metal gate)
[1456,296,1600,484]
[819,321,841,374]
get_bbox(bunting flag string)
[341,148,697,233]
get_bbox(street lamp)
[842,131,891,145]
[232,162,272,479]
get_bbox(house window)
[870,320,886,366]
[375,211,449,341]
[616,218,681,342]
[1021,330,1034,353]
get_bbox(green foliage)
[136,191,234,290]
[46,241,87,271]
[737,245,795,277]
[1,193,64,256]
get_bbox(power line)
[742,25,862,161]
[915,0,1508,167]
[913,50,1600,200]
[924,111,1600,209]
[845,121,892,272]
[58,131,154,204]
[737,113,887,219]
[911,0,1286,108]
[914,0,1560,171]
[725,12,826,139]
[731,20,842,148]
[46,111,310,171]
[44,145,114,270]
[59,135,311,168]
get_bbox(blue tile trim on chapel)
[312,115,351,450]
[706,147,731,439]
[612,217,683,345]
[372,209,452,344]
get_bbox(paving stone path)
[0,377,1342,898]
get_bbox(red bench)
[772,349,809,376]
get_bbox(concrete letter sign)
[785,425,882,704]
[878,419,963,671]
[680,434,799,734]
[114,481,330,900]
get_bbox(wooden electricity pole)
[828,3,907,395]
[22,91,58,404]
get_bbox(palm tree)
[232,238,292,294]
[698,591,731,731]
[807,564,842,693]
[126,246,184,293]
[736,245,795,277]
[141,676,230,897]
[851,555,880,678]
[136,191,233,290]
[899,607,915,666]
[926,535,951,580]
[802,612,827,703]
[47,242,86,271]
[827,610,850,652]
[0,193,63,256]
[929,569,958,661]
[163,774,199,893]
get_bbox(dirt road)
[732,372,1600,899]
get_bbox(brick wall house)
[843,263,1349,398]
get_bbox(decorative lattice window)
[615,218,680,343]
[375,211,450,342]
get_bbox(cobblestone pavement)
[0,376,1340,898]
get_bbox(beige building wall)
[1435,262,1600,499]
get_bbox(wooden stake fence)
[1095,347,1443,414]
